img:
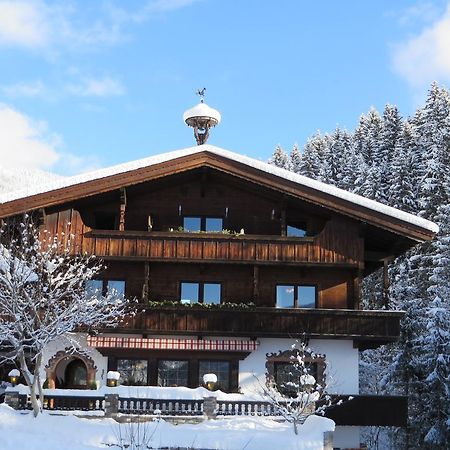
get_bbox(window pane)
[86,279,103,297]
[183,217,201,232]
[181,282,199,304]
[205,218,223,232]
[275,362,300,394]
[157,360,189,387]
[117,359,148,386]
[298,286,316,308]
[276,285,295,308]
[107,280,125,296]
[199,361,230,391]
[203,283,221,305]
[287,225,306,237]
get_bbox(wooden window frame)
[180,281,222,304]
[157,358,190,387]
[86,279,126,297]
[275,284,317,308]
[198,359,231,391]
[183,216,224,232]
[107,353,241,392]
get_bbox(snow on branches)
[257,340,332,435]
[0,214,133,416]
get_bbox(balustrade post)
[203,396,217,420]
[4,391,20,409]
[104,394,119,417]
[323,431,334,450]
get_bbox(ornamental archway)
[45,349,97,389]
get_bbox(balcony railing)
[111,306,403,347]
[14,392,407,427]
[75,230,362,266]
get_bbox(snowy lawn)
[0,403,334,450]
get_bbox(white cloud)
[0,0,49,48]
[1,80,47,98]
[1,76,125,99]
[0,104,60,169]
[0,0,199,51]
[0,104,99,174]
[394,1,440,27]
[392,3,450,87]
[65,77,125,97]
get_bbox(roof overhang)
[0,145,438,242]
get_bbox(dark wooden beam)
[119,187,127,231]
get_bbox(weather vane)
[196,87,206,103]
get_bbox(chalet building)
[0,103,438,448]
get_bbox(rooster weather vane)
[196,87,206,102]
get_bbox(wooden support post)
[382,258,390,309]
[353,267,363,310]
[119,187,127,231]
[142,262,150,302]
[280,196,287,236]
[253,266,259,304]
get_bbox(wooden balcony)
[79,229,362,266]
[115,306,403,347]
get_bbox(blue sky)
[0,0,449,175]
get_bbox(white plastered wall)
[41,333,108,386]
[239,338,359,395]
[239,338,360,449]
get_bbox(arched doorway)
[45,349,97,389]
[64,359,88,389]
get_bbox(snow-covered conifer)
[269,145,292,170]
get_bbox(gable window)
[86,279,126,298]
[180,282,221,305]
[183,216,223,232]
[287,224,307,237]
[276,285,316,308]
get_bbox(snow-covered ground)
[0,403,334,450]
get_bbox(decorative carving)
[45,348,97,389]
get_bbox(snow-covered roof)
[0,144,439,235]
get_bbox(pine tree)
[298,132,327,180]
[353,108,383,165]
[290,143,302,174]
[419,204,450,447]
[414,83,450,220]
[269,144,292,170]
[388,122,420,213]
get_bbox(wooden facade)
[2,159,426,342]
[0,147,437,428]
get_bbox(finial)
[183,90,221,145]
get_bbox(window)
[287,224,307,237]
[158,360,189,387]
[276,285,316,308]
[274,361,318,396]
[183,216,223,232]
[117,359,148,386]
[198,361,230,391]
[180,282,221,305]
[86,279,125,298]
